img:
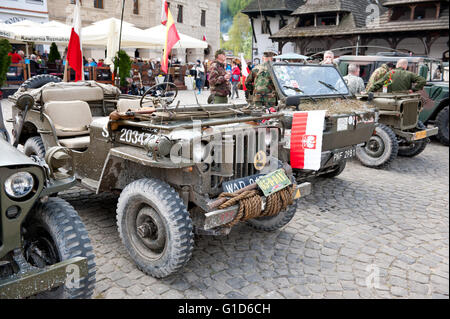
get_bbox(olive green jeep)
[0,101,95,298]
[8,75,311,278]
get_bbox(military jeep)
[261,62,378,181]
[338,55,449,146]
[0,102,95,299]
[8,75,311,278]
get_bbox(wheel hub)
[135,207,166,253]
[365,136,385,157]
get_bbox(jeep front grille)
[402,101,418,128]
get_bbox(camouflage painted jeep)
[8,75,311,278]
[338,55,449,146]
[0,101,95,299]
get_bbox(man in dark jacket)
[208,49,231,104]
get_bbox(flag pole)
[116,0,125,87]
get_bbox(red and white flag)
[290,111,326,170]
[240,53,250,91]
[67,0,83,81]
[161,0,168,25]
[202,34,207,42]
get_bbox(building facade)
[245,0,449,61]
[242,0,304,62]
[46,0,220,62]
[0,0,49,24]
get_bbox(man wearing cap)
[245,50,278,109]
[208,49,231,104]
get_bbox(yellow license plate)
[414,130,427,140]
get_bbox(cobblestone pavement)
[1,96,448,299]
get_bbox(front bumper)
[0,257,88,299]
[202,182,312,231]
[394,127,439,142]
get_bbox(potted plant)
[114,50,132,93]
[0,39,12,99]
[48,42,61,63]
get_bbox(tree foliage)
[0,39,12,87]
[222,12,252,60]
[48,42,61,63]
[227,0,253,16]
[114,50,132,87]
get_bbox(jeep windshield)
[272,64,349,97]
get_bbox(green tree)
[223,12,252,59]
[114,50,132,87]
[48,42,61,63]
[0,39,12,87]
[227,0,252,16]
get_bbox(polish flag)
[240,53,250,91]
[290,111,326,170]
[161,0,168,25]
[67,0,83,82]
[202,34,207,42]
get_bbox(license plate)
[332,147,356,163]
[118,128,153,146]
[222,174,264,193]
[414,130,427,140]
[256,169,292,197]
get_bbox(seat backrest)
[42,86,104,104]
[44,101,93,137]
[116,99,142,113]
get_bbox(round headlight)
[4,172,34,199]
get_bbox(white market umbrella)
[144,25,208,49]
[82,18,164,62]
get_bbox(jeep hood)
[0,139,39,167]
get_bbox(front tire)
[435,106,449,146]
[24,136,46,158]
[321,160,347,178]
[356,123,398,169]
[116,178,194,278]
[398,121,429,157]
[246,199,299,232]
[23,198,96,299]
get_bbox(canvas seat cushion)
[42,86,104,104]
[116,99,143,113]
[59,135,90,149]
[44,100,93,137]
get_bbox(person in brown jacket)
[208,49,231,104]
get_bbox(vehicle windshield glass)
[273,64,349,96]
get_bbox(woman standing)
[231,61,241,100]
[194,60,205,94]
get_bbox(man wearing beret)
[208,49,231,104]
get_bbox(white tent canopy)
[144,25,208,49]
[0,20,71,44]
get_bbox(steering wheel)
[140,82,178,108]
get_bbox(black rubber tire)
[356,123,398,169]
[24,136,46,158]
[24,198,96,299]
[435,106,449,146]
[321,160,347,178]
[246,199,299,232]
[20,74,62,90]
[398,121,429,157]
[116,178,194,278]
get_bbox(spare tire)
[20,74,62,90]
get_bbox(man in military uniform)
[320,50,339,69]
[208,49,231,104]
[368,59,426,93]
[366,62,395,92]
[343,63,365,96]
[245,50,278,109]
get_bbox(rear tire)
[356,123,398,169]
[23,198,96,299]
[398,121,429,157]
[321,160,347,178]
[116,178,194,278]
[24,136,46,158]
[435,106,449,146]
[246,199,298,232]
[20,74,62,90]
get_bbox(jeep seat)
[116,99,142,113]
[42,86,104,104]
[43,100,92,150]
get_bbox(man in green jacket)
[368,59,426,93]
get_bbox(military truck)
[337,55,449,146]
[8,75,311,278]
[0,101,95,298]
[260,62,378,180]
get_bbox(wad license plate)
[414,130,427,141]
[332,146,356,164]
[222,174,264,193]
[256,169,292,197]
